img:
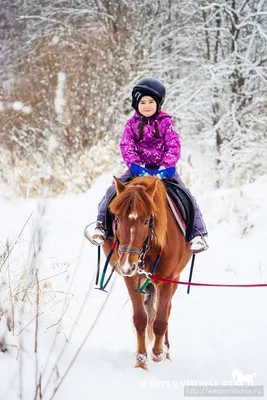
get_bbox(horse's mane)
[109,176,167,248]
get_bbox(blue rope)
[99,246,115,290]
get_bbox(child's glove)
[131,163,175,180]
[131,163,151,176]
[153,166,175,179]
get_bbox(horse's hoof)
[135,353,148,370]
[152,351,166,362]
[135,360,148,370]
[166,351,171,361]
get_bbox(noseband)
[118,244,141,254]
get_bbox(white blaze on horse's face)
[120,253,133,276]
[129,212,138,220]
[130,226,135,240]
[120,226,137,276]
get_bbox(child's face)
[138,96,157,117]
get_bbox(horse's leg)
[152,282,174,362]
[164,283,178,360]
[144,283,157,342]
[123,276,148,369]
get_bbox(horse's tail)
[144,283,157,342]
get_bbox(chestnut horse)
[102,175,192,369]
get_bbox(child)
[88,78,208,253]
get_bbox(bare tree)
[0,0,266,195]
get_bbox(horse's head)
[109,176,167,277]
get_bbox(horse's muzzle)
[117,253,138,277]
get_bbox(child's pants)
[96,169,208,239]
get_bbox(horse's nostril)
[130,263,137,273]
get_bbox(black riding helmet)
[132,78,166,113]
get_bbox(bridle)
[113,215,155,266]
[95,214,162,293]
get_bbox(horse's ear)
[146,178,158,198]
[113,176,125,194]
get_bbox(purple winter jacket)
[120,111,181,169]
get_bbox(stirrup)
[84,221,106,246]
[190,235,209,254]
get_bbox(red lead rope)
[150,274,267,288]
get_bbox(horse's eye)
[144,219,149,225]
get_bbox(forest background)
[0,0,266,197]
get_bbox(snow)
[54,72,66,116]
[52,36,60,45]
[9,102,32,114]
[12,101,24,111]
[47,135,58,153]
[22,105,32,114]
[0,173,267,399]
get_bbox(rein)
[95,216,197,294]
[95,245,267,294]
[95,239,117,292]
[149,275,267,288]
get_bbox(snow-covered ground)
[0,173,267,400]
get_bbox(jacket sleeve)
[161,119,181,168]
[120,122,142,169]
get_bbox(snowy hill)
[0,173,266,399]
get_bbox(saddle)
[105,178,195,242]
[164,179,195,241]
